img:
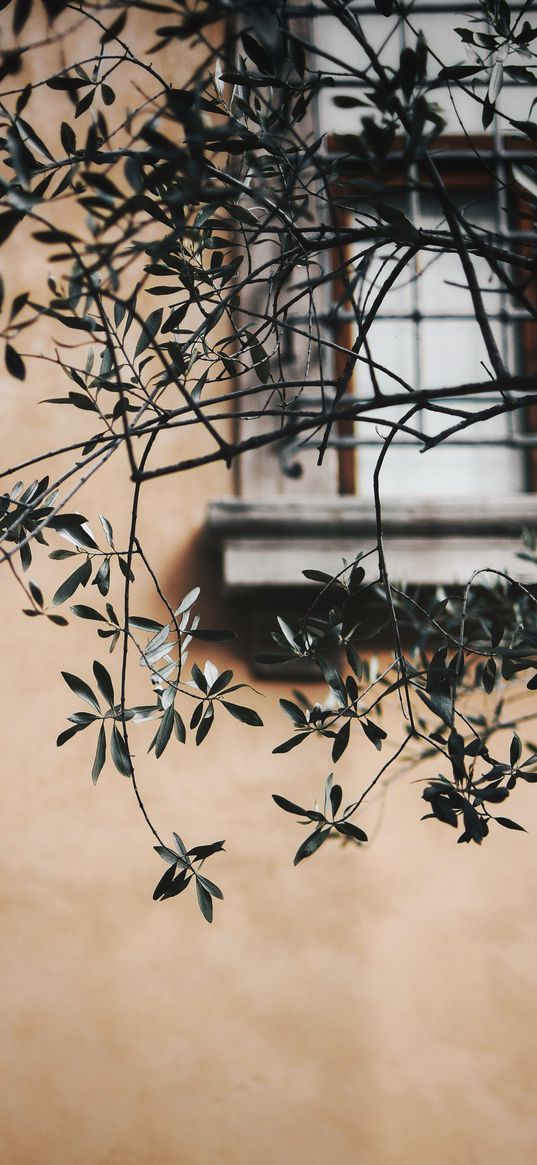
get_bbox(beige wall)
[2,375,537,1165]
[1,11,537,1165]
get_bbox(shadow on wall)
[159,526,257,672]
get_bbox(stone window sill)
[205,497,537,593]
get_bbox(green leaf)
[244,330,270,382]
[196,874,223,901]
[187,840,225,860]
[490,612,504,649]
[129,616,163,632]
[195,877,213,923]
[92,557,110,596]
[293,828,331,866]
[70,604,107,622]
[175,585,200,616]
[174,709,186,743]
[111,724,131,776]
[276,617,297,648]
[272,732,310,754]
[280,699,307,726]
[272,794,309,817]
[61,670,101,713]
[173,832,188,859]
[208,669,234,696]
[14,0,33,37]
[91,723,106,784]
[47,517,99,552]
[100,8,127,44]
[510,733,522,768]
[118,557,135,582]
[187,627,236,642]
[75,89,95,118]
[189,701,204,730]
[221,700,263,726]
[47,72,88,92]
[437,63,481,82]
[330,783,343,817]
[482,657,497,694]
[0,209,21,245]
[417,689,452,727]
[9,291,28,323]
[131,704,158,723]
[360,718,387,750]
[242,31,273,74]
[374,202,418,242]
[0,211,22,245]
[346,674,358,704]
[29,580,43,607]
[335,821,368,843]
[5,343,26,380]
[153,862,179,901]
[346,644,363,679]
[302,569,338,585]
[68,711,99,725]
[98,513,114,547]
[52,559,92,606]
[92,660,114,707]
[154,844,180,865]
[195,703,214,745]
[60,121,76,154]
[20,540,31,572]
[16,114,54,161]
[495,817,526,832]
[333,95,367,109]
[321,662,346,704]
[482,95,495,130]
[134,308,162,359]
[191,662,207,693]
[155,704,175,758]
[57,723,87,747]
[332,720,350,763]
[162,869,193,900]
[106,603,119,626]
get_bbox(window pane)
[347,194,524,497]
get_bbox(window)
[207,1,537,591]
[331,163,530,500]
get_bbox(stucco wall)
[1,9,537,1165]
[2,382,537,1165]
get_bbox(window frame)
[207,19,537,593]
[327,136,537,499]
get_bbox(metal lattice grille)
[277,1,537,498]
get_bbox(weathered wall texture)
[2,362,537,1165]
[1,10,537,1165]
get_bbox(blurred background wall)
[0,7,536,1164]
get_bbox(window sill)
[206,497,537,592]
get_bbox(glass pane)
[356,403,423,499]
[314,13,401,77]
[355,319,415,398]
[356,418,524,499]
[417,192,502,317]
[348,201,523,496]
[350,227,414,317]
[420,319,502,388]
